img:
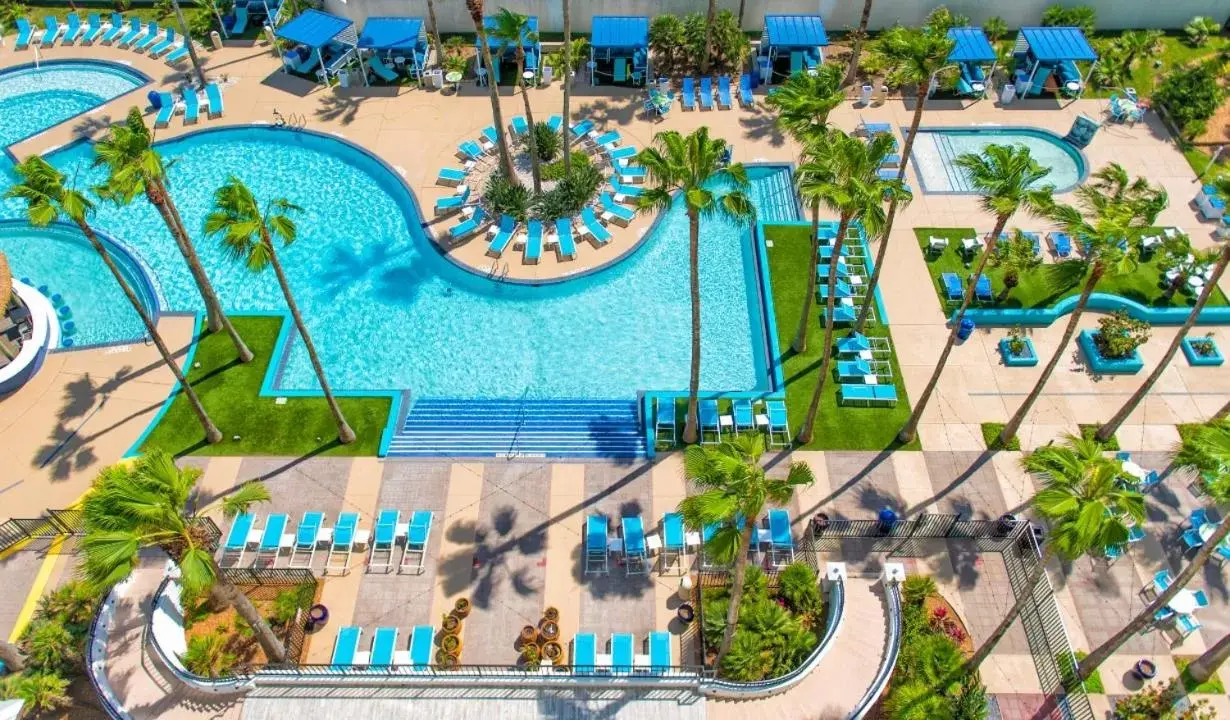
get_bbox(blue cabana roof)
[590,16,648,49]
[947,27,996,63]
[358,17,424,51]
[1018,27,1098,62]
[764,15,829,48]
[275,9,354,49]
[478,15,539,52]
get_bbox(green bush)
[485,174,532,222]
[181,631,237,678]
[649,15,687,75]
[983,17,1009,42]
[1114,680,1214,720]
[925,6,971,34]
[1041,5,1096,34]
[532,121,561,163]
[533,161,602,220]
[902,575,937,607]
[20,620,78,675]
[1184,17,1221,47]
[1094,311,1150,359]
[1155,62,1226,138]
[542,151,590,182]
[779,562,823,622]
[0,672,71,716]
[269,584,314,628]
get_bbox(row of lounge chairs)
[655,398,790,448]
[331,625,434,670]
[679,75,748,111]
[221,509,432,574]
[573,632,672,674]
[152,83,225,128]
[940,271,993,303]
[15,14,198,67]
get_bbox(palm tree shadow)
[314,93,369,125]
[738,107,786,148]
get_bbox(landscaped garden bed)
[181,581,317,676]
[998,329,1038,367]
[1079,329,1144,374]
[1181,335,1224,366]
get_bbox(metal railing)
[0,508,85,553]
[850,580,902,720]
[85,587,132,719]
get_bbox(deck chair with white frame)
[288,511,327,568]
[400,510,433,574]
[368,508,403,572]
[325,512,361,574]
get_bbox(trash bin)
[957,318,976,341]
[429,68,444,90]
[209,30,222,51]
[1000,82,1016,105]
[541,64,554,85]
[877,507,899,535]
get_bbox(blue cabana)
[475,15,540,85]
[947,27,997,98]
[759,15,829,84]
[275,9,358,84]
[589,16,649,86]
[358,17,428,83]
[1012,27,1099,99]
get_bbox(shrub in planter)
[453,598,471,618]
[532,122,561,163]
[521,642,540,665]
[441,614,461,635]
[544,606,559,623]
[532,161,602,220]
[542,640,563,665]
[1189,336,1217,357]
[182,631,237,678]
[520,625,539,646]
[435,650,458,669]
[484,174,531,223]
[1114,679,1213,720]
[1095,312,1150,359]
[440,633,462,657]
[1182,335,1224,366]
[1154,62,1225,139]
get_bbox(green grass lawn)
[764,225,919,451]
[916,228,1229,313]
[139,316,392,458]
[1176,656,1226,695]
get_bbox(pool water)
[0,128,795,399]
[909,127,1087,194]
[0,60,147,153]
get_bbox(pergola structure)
[1011,27,1099,99]
[946,27,998,99]
[758,15,829,85]
[358,16,429,83]
[275,9,359,85]
[475,15,540,85]
[589,16,649,86]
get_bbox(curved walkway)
[707,577,891,720]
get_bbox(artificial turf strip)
[915,228,1230,313]
[1078,424,1120,451]
[764,224,919,451]
[981,423,1021,451]
[1176,656,1226,695]
[139,316,392,457]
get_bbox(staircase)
[753,167,800,223]
[386,398,648,459]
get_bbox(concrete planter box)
[1181,337,1224,367]
[1078,330,1144,374]
[998,337,1038,367]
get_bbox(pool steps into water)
[752,167,798,222]
[388,398,647,458]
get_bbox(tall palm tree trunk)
[962,548,1053,675]
[170,0,207,89]
[472,23,516,179]
[792,202,821,352]
[75,218,221,444]
[1188,632,1230,685]
[1097,246,1229,441]
[999,265,1104,447]
[844,0,875,87]
[262,232,355,444]
[683,209,702,445]
[700,0,716,75]
[1078,520,1230,680]
[150,179,253,363]
[899,219,1008,443]
[854,93,926,333]
[737,0,746,31]
[797,215,851,443]
[561,0,572,178]
[716,525,755,664]
[0,641,26,673]
[207,561,286,662]
[426,0,444,71]
[1215,399,1230,423]
[517,50,542,193]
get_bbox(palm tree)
[998,164,1165,447]
[6,157,222,444]
[204,177,355,444]
[764,65,846,352]
[491,9,541,193]
[679,433,815,664]
[1156,236,1216,302]
[1075,418,1230,680]
[169,0,207,88]
[426,0,444,71]
[93,108,253,363]
[1187,633,1230,686]
[635,129,755,444]
[560,0,572,178]
[960,435,1144,676]
[844,0,875,87]
[1096,242,1227,441]
[1117,30,1163,71]
[854,25,955,333]
[466,0,515,180]
[5,672,71,716]
[79,450,287,662]
[700,0,717,75]
[990,231,1044,302]
[898,145,1054,444]
[795,130,904,444]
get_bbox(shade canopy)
[275,9,354,49]
[764,15,829,48]
[1018,27,1098,62]
[478,15,539,52]
[590,16,648,50]
[358,17,424,51]
[947,27,996,63]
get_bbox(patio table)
[1121,461,1147,480]
[1168,589,1199,614]
[1200,522,1219,542]
[445,71,462,93]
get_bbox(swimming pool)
[909,126,1088,194]
[0,60,148,156]
[1,128,794,399]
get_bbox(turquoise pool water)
[0,128,794,399]
[910,127,1087,194]
[0,60,147,154]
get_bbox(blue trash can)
[957,318,976,341]
[147,90,163,110]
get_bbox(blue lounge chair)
[680,77,696,111]
[326,512,360,574]
[83,14,105,44]
[571,119,594,138]
[400,510,433,574]
[717,75,733,110]
[825,303,857,324]
[592,130,620,149]
[204,83,224,118]
[940,272,963,300]
[457,140,484,162]
[739,73,754,108]
[1153,606,1175,623]
[232,2,249,35]
[733,399,754,432]
[858,121,893,137]
[368,53,398,83]
[1151,569,1174,595]
[407,625,433,669]
[369,508,401,571]
[130,22,157,50]
[437,167,466,187]
[1182,528,1205,551]
[616,163,646,181]
[872,386,899,405]
[1127,526,1146,543]
[837,358,873,381]
[480,125,499,152]
[554,217,577,260]
[841,383,876,406]
[585,515,609,575]
[608,146,637,162]
[649,631,670,673]
[700,522,724,569]
[118,18,143,47]
[1105,544,1123,562]
[524,220,543,265]
[880,153,902,168]
[623,516,648,575]
[610,177,643,200]
[661,512,685,572]
[1187,508,1208,529]
[486,214,517,258]
[153,92,177,128]
[700,399,721,444]
[580,207,611,246]
[255,513,289,565]
[15,18,34,49]
[370,627,397,667]
[699,77,714,110]
[181,87,199,125]
[972,274,993,301]
[600,193,635,226]
[1177,613,1201,638]
[837,332,871,357]
[331,626,362,668]
[819,279,854,300]
[288,511,325,568]
[63,14,83,43]
[448,207,487,240]
[611,633,634,674]
[165,40,192,64]
[817,260,852,280]
[221,512,256,566]
[574,633,597,674]
[818,244,850,260]
[138,26,165,52]
[1049,232,1073,258]
[1193,589,1209,608]
[510,115,529,136]
[101,14,126,44]
[655,398,677,445]
[767,509,794,566]
[39,16,63,46]
[151,27,176,57]
[435,185,471,215]
[546,115,563,133]
[766,400,789,447]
